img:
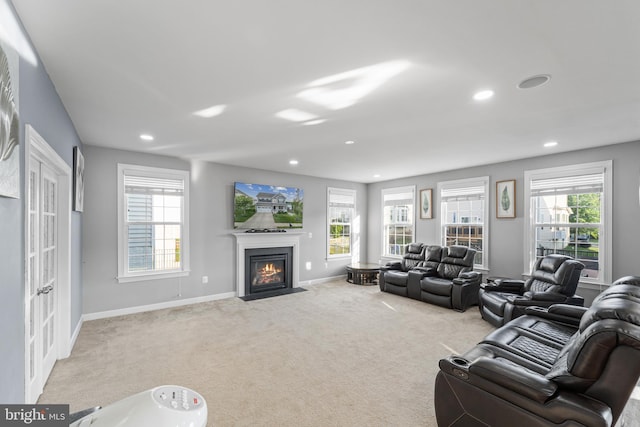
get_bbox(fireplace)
[233,231,302,298]
[245,247,293,297]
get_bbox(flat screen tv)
[234,182,304,230]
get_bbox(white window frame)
[117,164,190,283]
[437,176,489,270]
[381,185,415,259]
[327,187,356,259]
[524,161,612,288]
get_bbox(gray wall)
[82,145,368,314]
[367,140,640,304]
[0,0,83,403]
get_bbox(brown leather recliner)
[479,254,585,327]
[435,275,640,427]
[378,243,425,296]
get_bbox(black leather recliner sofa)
[378,243,425,297]
[408,245,481,311]
[434,275,640,427]
[479,254,585,327]
[379,244,481,311]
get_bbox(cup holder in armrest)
[447,357,471,380]
[451,357,470,367]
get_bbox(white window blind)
[530,173,604,196]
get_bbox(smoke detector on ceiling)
[518,74,551,89]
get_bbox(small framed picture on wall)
[496,179,515,218]
[420,188,433,219]
[73,146,85,212]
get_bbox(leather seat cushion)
[509,315,577,346]
[421,277,453,296]
[385,271,409,286]
[481,323,565,368]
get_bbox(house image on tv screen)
[255,192,287,213]
[234,182,303,229]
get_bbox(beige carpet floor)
[38,280,502,425]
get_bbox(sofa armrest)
[453,272,480,286]
[481,280,525,294]
[469,357,557,403]
[459,271,480,280]
[380,261,401,272]
[524,304,587,326]
[412,266,436,275]
[509,292,568,307]
[522,291,569,302]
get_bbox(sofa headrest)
[530,256,584,289]
[425,245,442,262]
[538,255,572,273]
[447,245,469,259]
[406,243,424,255]
[439,246,476,272]
[579,276,640,332]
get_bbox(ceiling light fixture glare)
[473,90,494,101]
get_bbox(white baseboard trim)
[69,317,83,354]
[83,292,236,321]
[299,274,346,287]
[82,276,346,322]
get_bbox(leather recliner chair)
[378,243,425,297]
[407,245,481,311]
[434,275,640,427]
[479,254,584,327]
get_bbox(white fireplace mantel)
[232,231,303,297]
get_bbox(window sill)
[327,256,352,262]
[117,270,190,284]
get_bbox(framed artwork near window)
[420,188,433,219]
[73,146,85,212]
[496,179,515,218]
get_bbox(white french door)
[26,159,59,403]
[24,124,73,404]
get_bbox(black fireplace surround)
[245,247,293,297]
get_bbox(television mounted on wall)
[234,182,304,230]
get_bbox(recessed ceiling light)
[345,140,355,145]
[473,90,494,101]
[289,159,299,165]
[193,104,226,118]
[518,74,551,89]
[373,174,381,178]
[544,141,558,148]
[140,134,154,141]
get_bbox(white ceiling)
[11,0,640,183]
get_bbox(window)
[382,186,415,257]
[327,188,356,257]
[117,164,190,282]
[438,177,489,269]
[524,161,611,285]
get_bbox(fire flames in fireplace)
[252,262,284,285]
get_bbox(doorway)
[24,125,72,403]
